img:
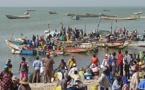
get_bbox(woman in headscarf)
[122,76,129,90]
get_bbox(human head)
[61,59,64,62]
[93,54,96,57]
[125,50,128,54]
[36,56,39,60]
[4,65,9,71]
[20,77,29,85]
[22,57,26,62]
[46,53,50,58]
[112,52,116,56]
[73,63,76,67]
[66,76,71,82]
[116,75,122,82]
[118,50,121,54]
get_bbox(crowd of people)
[2,47,145,90]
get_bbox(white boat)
[133,11,142,15]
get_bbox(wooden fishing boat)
[5,39,22,51]
[6,14,30,19]
[65,47,88,53]
[49,11,57,14]
[117,41,129,49]
[101,15,138,20]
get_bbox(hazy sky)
[0,0,145,7]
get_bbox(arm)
[19,63,21,71]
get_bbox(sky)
[0,0,145,7]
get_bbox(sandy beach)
[30,79,98,90]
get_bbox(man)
[32,56,42,83]
[56,59,67,72]
[123,50,132,79]
[0,65,13,90]
[68,64,78,76]
[91,54,100,66]
[117,50,123,76]
[67,56,76,69]
[98,66,110,90]
[42,54,55,83]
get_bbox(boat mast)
[97,16,101,31]
[48,23,50,32]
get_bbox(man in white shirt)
[32,56,42,83]
[123,50,132,79]
[98,66,110,90]
[68,64,78,76]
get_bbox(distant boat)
[133,11,142,15]
[6,11,30,19]
[27,9,36,12]
[101,15,138,20]
[103,9,110,11]
[49,11,57,14]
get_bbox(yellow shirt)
[67,59,76,68]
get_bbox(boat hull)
[6,15,30,19]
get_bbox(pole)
[97,17,101,31]
[111,21,113,34]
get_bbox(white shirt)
[123,54,132,64]
[68,67,78,76]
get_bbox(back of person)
[20,62,28,72]
[44,58,54,69]
[91,57,98,66]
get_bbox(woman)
[18,77,31,90]
[19,57,28,80]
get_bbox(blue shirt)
[33,60,41,70]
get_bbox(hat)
[4,65,8,69]
[100,66,107,72]
[12,76,18,81]
[20,77,29,84]
[73,63,76,67]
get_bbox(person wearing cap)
[68,64,78,76]
[32,56,42,83]
[98,66,110,90]
[6,59,12,72]
[67,56,76,69]
[42,53,55,83]
[18,77,31,90]
[19,57,29,80]
[0,65,13,90]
